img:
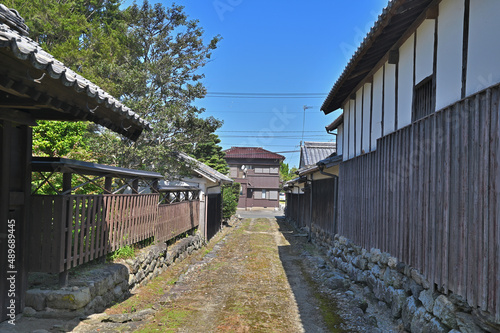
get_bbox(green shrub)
[222,182,240,220]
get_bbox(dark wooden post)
[104,177,112,194]
[0,121,31,322]
[59,172,72,287]
[132,179,139,194]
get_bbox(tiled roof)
[176,152,233,184]
[224,147,285,160]
[321,0,434,113]
[0,4,151,140]
[300,142,336,168]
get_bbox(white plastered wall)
[436,0,464,110]
[355,89,363,156]
[398,33,414,129]
[349,100,355,159]
[362,83,371,153]
[343,103,350,161]
[466,0,500,96]
[415,19,435,84]
[384,62,396,136]
[337,124,343,156]
[372,66,384,151]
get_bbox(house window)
[229,167,237,178]
[270,167,279,174]
[255,168,263,173]
[413,76,434,122]
[261,189,267,199]
[269,190,278,200]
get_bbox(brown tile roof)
[224,147,285,160]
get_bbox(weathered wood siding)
[311,178,339,236]
[286,192,310,229]
[339,85,500,319]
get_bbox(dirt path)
[73,217,336,332]
[8,217,401,332]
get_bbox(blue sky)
[124,0,389,167]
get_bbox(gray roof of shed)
[0,4,151,140]
[299,142,337,168]
[176,152,233,184]
[32,157,163,179]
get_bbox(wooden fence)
[156,201,199,243]
[339,85,500,319]
[311,178,338,236]
[29,193,200,274]
[285,192,310,229]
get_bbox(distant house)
[224,147,284,210]
[169,152,233,240]
[319,0,500,323]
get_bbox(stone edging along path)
[23,233,206,319]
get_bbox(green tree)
[192,133,229,174]
[222,182,240,220]
[8,0,223,176]
[91,1,223,176]
[279,162,297,183]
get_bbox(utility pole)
[301,105,313,145]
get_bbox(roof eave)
[321,0,436,115]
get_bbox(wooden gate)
[206,193,222,240]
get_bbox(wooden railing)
[338,85,500,319]
[29,193,199,274]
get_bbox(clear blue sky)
[124,0,389,167]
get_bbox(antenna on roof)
[301,105,313,144]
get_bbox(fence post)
[59,176,71,287]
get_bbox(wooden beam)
[0,109,37,126]
[426,4,439,19]
[389,50,399,64]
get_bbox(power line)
[207,92,326,96]
[218,130,325,133]
[205,95,325,99]
[218,136,332,139]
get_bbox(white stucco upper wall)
[415,19,435,84]
[383,62,396,136]
[337,124,343,156]
[398,33,414,129]
[466,0,500,96]
[355,89,363,156]
[436,0,464,111]
[372,66,384,151]
[349,100,355,159]
[362,83,371,153]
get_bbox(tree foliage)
[222,182,240,220]
[279,162,297,183]
[8,0,222,174]
[192,133,229,174]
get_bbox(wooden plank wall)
[29,194,201,274]
[338,86,500,319]
[286,193,310,229]
[156,201,200,243]
[311,178,339,236]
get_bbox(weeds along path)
[74,217,349,332]
[136,217,316,332]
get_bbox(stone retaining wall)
[313,230,499,333]
[24,234,204,318]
